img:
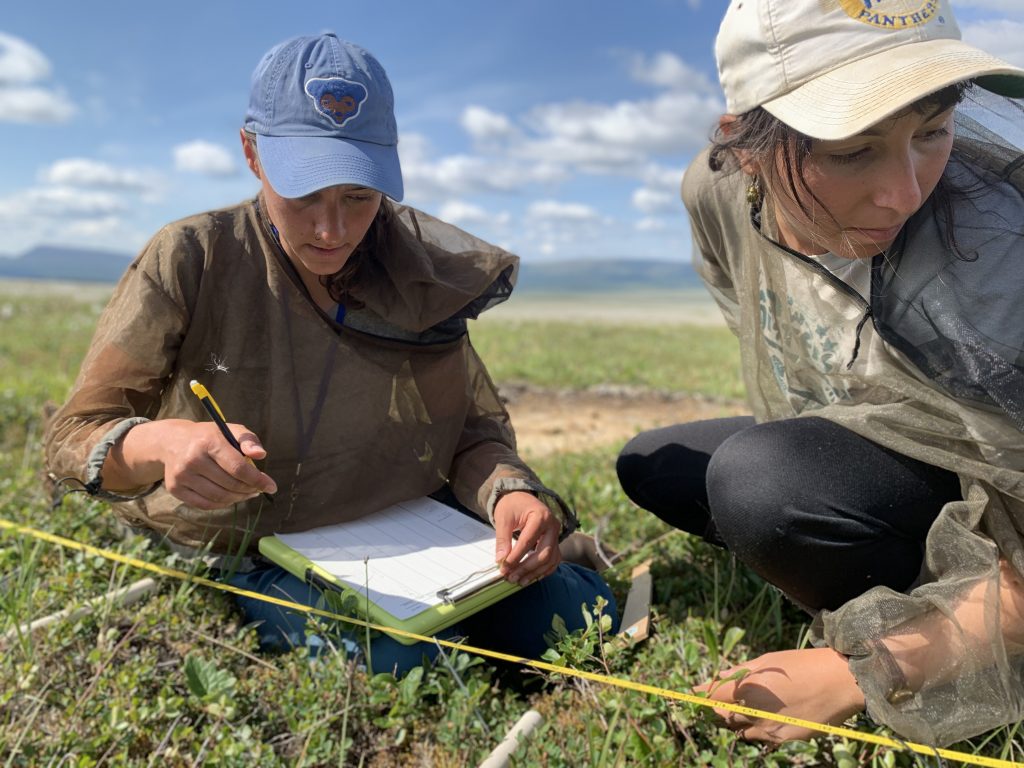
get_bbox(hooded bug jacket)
[683,137,1024,745]
[45,200,573,558]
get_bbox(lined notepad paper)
[272,497,503,620]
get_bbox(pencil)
[189,379,274,503]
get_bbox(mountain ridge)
[0,245,701,292]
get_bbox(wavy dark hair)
[244,130,393,308]
[707,83,972,253]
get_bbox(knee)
[539,564,620,635]
[616,431,656,505]
[705,426,798,557]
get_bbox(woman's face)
[766,106,956,260]
[242,133,382,288]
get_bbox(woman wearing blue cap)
[617,0,1024,747]
[45,33,618,673]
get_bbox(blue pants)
[224,562,619,676]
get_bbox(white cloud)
[24,187,125,216]
[961,20,1024,68]
[632,187,678,215]
[503,52,719,176]
[400,132,565,201]
[0,33,71,124]
[0,184,153,255]
[635,217,669,232]
[64,216,124,238]
[0,186,125,223]
[518,89,722,173]
[0,32,50,84]
[0,86,70,123]
[405,55,720,197]
[461,106,517,141]
[40,158,153,190]
[399,50,718,260]
[629,51,716,94]
[516,200,613,260]
[532,91,721,153]
[642,163,686,189]
[952,0,1024,17]
[527,200,600,222]
[173,140,237,176]
[437,200,510,229]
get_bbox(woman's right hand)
[696,647,865,743]
[107,419,278,509]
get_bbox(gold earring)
[745,176,762,206]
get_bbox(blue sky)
[1,0,1022,263]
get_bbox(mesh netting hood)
[872,91,1024,432]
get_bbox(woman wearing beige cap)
[618,0,1024,746]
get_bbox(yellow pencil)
[189,379,273,502]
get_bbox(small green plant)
[184,653,238,719]
[542,596,616,676]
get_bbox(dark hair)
[244,130,392,308]
[708,82,972,229]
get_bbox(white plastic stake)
[4,577,158,641]
[478,709,544,768]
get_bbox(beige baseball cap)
[715,0,1024,140]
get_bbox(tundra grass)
[0,287,1020,766]
[471,320,744,401]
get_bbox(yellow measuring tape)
[1,518,1020,768]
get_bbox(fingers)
[493,492,563,586]
[696,672,753,733]
[494,507,515,566]
[165,454,269,509]
[505,523,561,585]
[163,422,276,507]
[694,658,824,745]
[233,427,268,461]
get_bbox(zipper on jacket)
[751,209,875,370]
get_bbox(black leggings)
[616,416,962,611]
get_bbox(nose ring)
[314,231,322,241]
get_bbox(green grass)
[471,320,744,400]
[0,286,1021,767]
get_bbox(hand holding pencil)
[103,389,277,510]
[189,380,275,503]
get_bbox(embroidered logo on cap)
[304,77,368,127]
[836,0,941,29]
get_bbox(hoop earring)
[745,176,762,206]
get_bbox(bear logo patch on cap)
[836,0,941,30]
[305,77,368,127]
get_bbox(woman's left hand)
[493,491,562,586]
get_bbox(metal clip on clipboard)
[436,564,504,606]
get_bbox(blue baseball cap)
[244,33,404,201]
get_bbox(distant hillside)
[0,245,133,283]
[516,258,701,293]
[0,245,699,293]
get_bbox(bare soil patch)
[501,384,749,459]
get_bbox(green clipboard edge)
[258,535,522,645]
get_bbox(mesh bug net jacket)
[44,200,575,560]
[684,92,1024,745]
[822,95,1024,744]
